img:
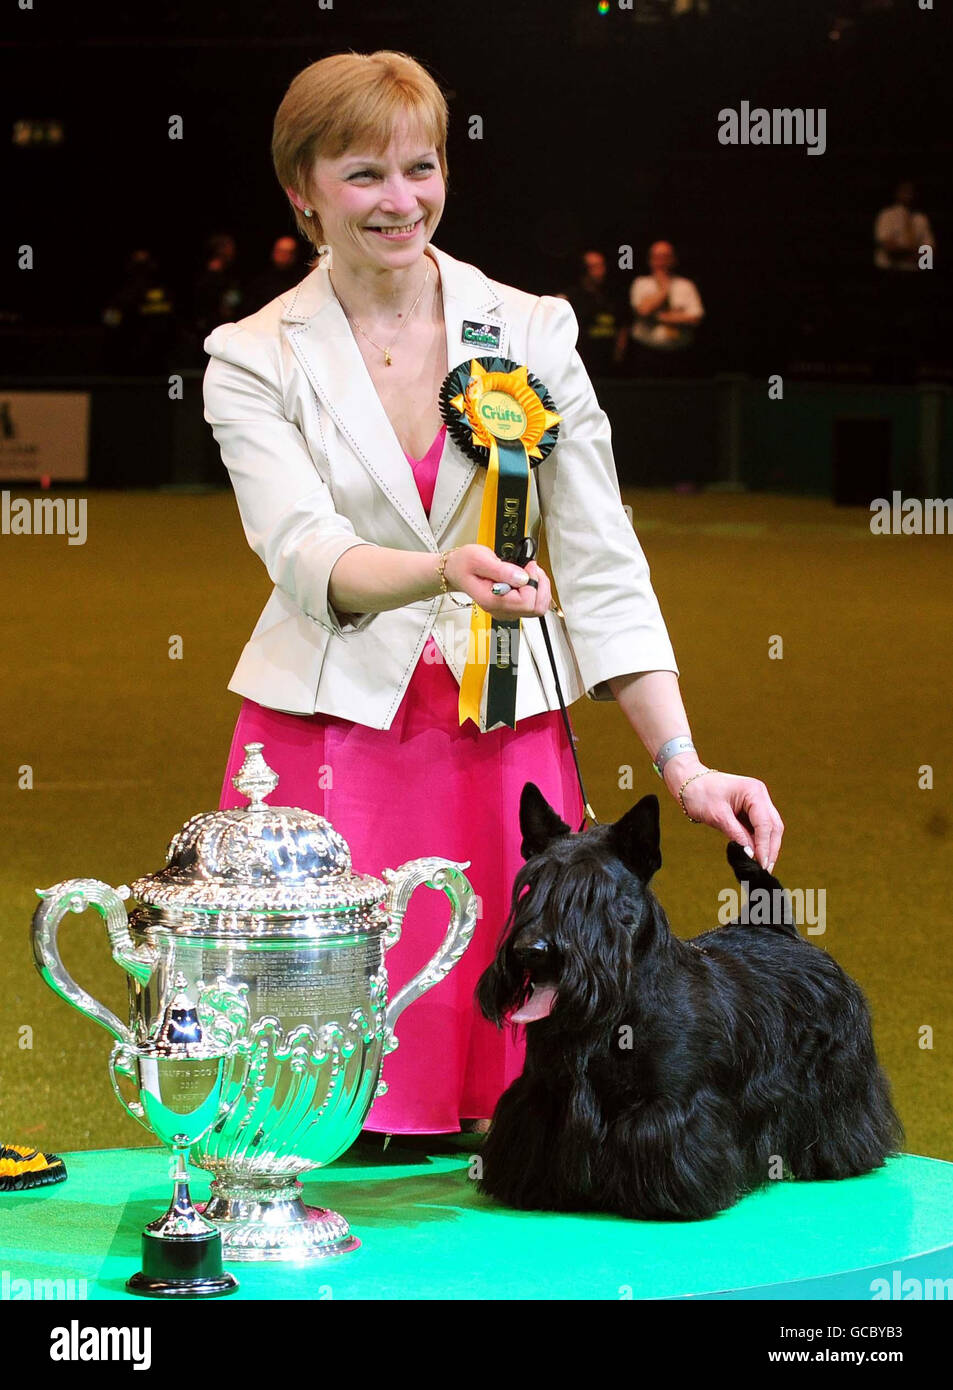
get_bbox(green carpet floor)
[2,1147,951,1300]
[1,487,950,1158]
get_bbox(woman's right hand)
[443,544,552,620]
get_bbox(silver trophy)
[123,976,239,1298]
[32,743,477,1261]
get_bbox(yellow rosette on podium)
[439,357,561,730]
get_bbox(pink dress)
[219,423,585,1132]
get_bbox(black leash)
[516,535,597,831]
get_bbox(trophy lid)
[130,744,387,915]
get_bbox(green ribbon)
[485,438,531,730]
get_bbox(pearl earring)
[303,209,313,218]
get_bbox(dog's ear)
[726,843,795,930]
[726,842,783,892]
[609,794,662,881]
[519,782,572,859]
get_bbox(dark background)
[3,0,950,377]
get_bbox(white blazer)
[202,243,679,732]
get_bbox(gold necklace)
[336,265,432,367]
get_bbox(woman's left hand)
[669,768,784,872]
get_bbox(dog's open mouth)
[508,983,558,1023]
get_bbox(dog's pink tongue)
[509,984,558,1024]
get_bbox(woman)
[203,51,783,1137]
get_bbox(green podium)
[1,1146,951,1300]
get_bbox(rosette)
[439,358,561,730]
[0,1142,67,1191]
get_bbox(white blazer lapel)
[280,244,509,550]
[281,266,434,548]
[428,244,509,544]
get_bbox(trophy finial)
[232,743,280,811]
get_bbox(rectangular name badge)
[461,320,502,350]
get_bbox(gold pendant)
[384,351,392,366]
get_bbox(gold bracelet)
[436,548,470,608]
[678,767,719,823]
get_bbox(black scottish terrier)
[476,785,902,1221]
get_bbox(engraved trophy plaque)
[32,743,477,1261]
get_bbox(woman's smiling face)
[307,118,445,269]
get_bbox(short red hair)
[272,50,450,261]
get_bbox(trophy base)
[126,1270,239,1299]
[200,1176,360,1261]
[126,1229,239,1299]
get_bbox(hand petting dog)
[668,763,784,874]
[608,670,784,872]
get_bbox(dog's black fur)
[476,784,903,1220]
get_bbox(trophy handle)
[108,1042,152,1132]
[381,858,477,1044]
[31,877,156,1045]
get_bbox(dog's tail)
[726,842,799,935]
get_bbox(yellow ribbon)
[449,362,560,729]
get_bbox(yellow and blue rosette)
[439,356,561,730]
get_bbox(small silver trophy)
[123,975,238,1298]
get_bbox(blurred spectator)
[871,180,936,379]
[192,233,243,339]
[874,180,935,272]
[629,241,704,351]
[244,236,304,311]
[557,250,628,376]
[101,248,177,372]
